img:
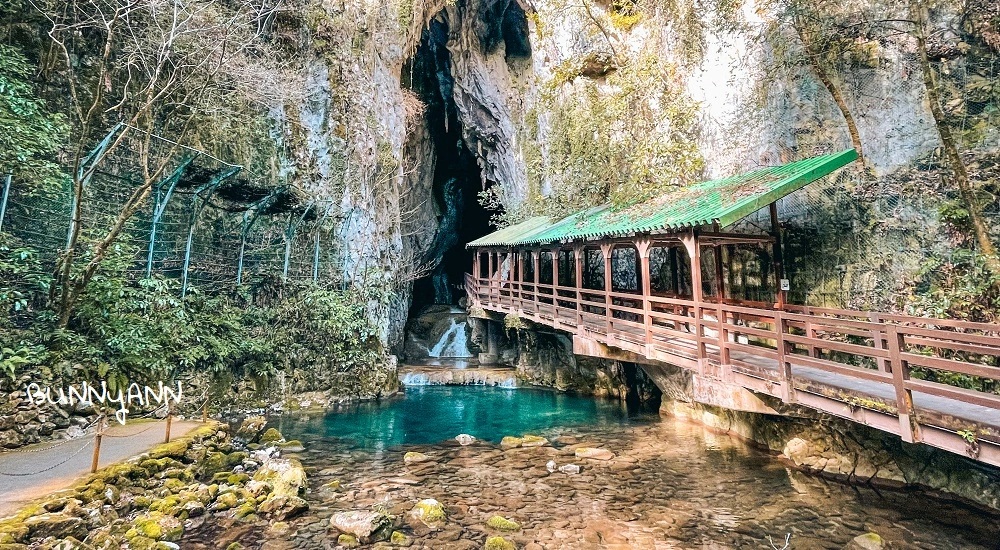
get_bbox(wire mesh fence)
[1,127,348,302]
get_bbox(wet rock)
[520,435,548,448]
[558,464,581,474]
[337,533,360,548]
[845,533,885,550]
[329,510,384,540]
[390,530,413,546]
[484,535,516,550]
[259,428,284,444]
[235,416,267,442]
[410,499,446,526]
[500,436,522,449]
[455,434,476,446]
[574,448,614,461]
[486,515,520,532]
[404,452,432,464]
[545,460,557,473]
[258,495,309,521]
[277,439,305,452]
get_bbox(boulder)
[574,447,614,461]
[235,416,267,442]
[329,510,385,541]
[23,514,86,540]
[545,460,557,473]
[257,495,309,521]
[455,434,476,446]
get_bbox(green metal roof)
[467,149,858,248]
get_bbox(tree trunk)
[913,0,998,272]
[792,16,869,172]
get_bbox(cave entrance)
[403,15,495,314]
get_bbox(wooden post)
[551,248,560,322]
[770,202,786,308]
[574,247,585,329]
[601,243,614,340]
[637,238,653,353]
[682,231,705,372]
[870,313,891,373]
[776,311,794,402]
[202,401,208,423]
[669,246,680,295]
[888,325,920,442]
[517,251,526,314]
[533,250,541,316]
[90,416,104,473]
[713,244,725,303]
[164,409,173,443]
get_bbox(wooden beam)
[574,245,584,327]
[770,202,786,308]
[601,243,613,339]
[637,237,653,350]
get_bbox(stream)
[188,385,1000,549]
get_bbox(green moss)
[486,515,520,532]
[484,536,516,550]
[411,499,445,524]
[259,428,283,444]
[390,530,412,546]
[338,534,360,548]
[227,473,250,485]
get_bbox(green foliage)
[909,250,1000,323]
[0,234,50,323]
[0,44,67,191]
[499,53,703,225]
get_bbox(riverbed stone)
[558,464,581,474]
[500,436,522,449]
[844,533,885,550]
[404,452,432,464]
[574,448,614,460]
[329,510,384,540]
[410,499,446,526]
[486,515,520,532]
[484,536,516,550]
[455,434,476,446]
[520,435,548,448]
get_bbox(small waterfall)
[427,318,473,358]
[401,372,432,386]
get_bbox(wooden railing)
[466,272,1000,465]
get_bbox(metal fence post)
[0,174,11,232]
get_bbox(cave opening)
[403,15,495,315]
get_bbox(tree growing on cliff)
[28,0,293,327]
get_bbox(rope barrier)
[0,438,92,477]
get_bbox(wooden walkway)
[466,273,1000,467]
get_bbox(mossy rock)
[125,512,183,543]
[484,536,516,550]
[390,530,412,546]
[259,428,283,444]
[233,503,257,520]
[226,451,249,467]
[499,437,522,450]
[161,478,187,493]
[486,516,520,532]
[520,435,548,448]
[148,440,190,460]
[403,452,431,464]
[276,440,304,452]
[209,492,239,512]
[410,499,445,525]
[227,473,250,485]
[225,543,245,550]
[337,534,360,548]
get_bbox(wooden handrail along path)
[466,271,1000,466]
[464,151,1000,466]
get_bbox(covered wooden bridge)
[465,149,1000,466]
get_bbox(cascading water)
[427,318,474,358]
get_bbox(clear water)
[275,385,631,451]
[185,386,1000,549]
